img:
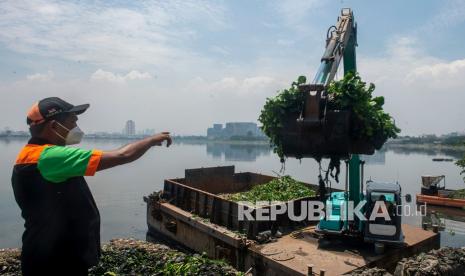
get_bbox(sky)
[0,0,464,136]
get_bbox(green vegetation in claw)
[327,72,400,141]
[258,73,400,161]
[225,176,315,203]
[258,76,306,159]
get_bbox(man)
[375,195,394,224]
[12,97,172,276]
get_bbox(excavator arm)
[313,8,356,86]
[299,8,356,125]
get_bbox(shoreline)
[386,142,465,152]
[2,240,464,275]
[0,135,270,145]
[177,139,270,145]
[0,239,240,275]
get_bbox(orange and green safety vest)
[12,137,103,274]
[15,143,102,182]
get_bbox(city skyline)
[207,122,266,139]
[0,120,269,137]
[2,122,465,138]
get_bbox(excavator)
[281,8,408,246]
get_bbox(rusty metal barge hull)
[417,194,465,208]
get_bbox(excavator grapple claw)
[279,85,377,159]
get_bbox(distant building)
[123,120,136,136]
[207,124,224,139]
[207,122,266,139]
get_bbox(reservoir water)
[1,137,464,248]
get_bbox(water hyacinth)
[89,239,242,276]
[0,240,241,276]
[224,176,316,203]
[258,73,400,161]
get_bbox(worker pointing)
[11,97,172,276]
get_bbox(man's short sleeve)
[37,146,103,183]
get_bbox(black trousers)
[21,257,89,276]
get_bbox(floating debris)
[0,239,241,276]
[89,239,241,276]
[346,267,392,276]
[346,247,465,275]
[432,158,453,162]
[394,247,465,276]
[0,248,21,276]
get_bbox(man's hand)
[151,132,172,147]
[97,131,172,171]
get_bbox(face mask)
[53,122,85,145]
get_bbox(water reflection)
[362,149,386,165]
[206,142,271,161]
[386,145,464,159]
[0,137,22,145]
[419,205,465,247]
[173,139,272,161]
[1,137,465,248]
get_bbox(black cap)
[27,97,89,125]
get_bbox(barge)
[145,166,440,275]
[416,175,465,208]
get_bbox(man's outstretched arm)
[97,132,172,171]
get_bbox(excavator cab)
[364,182,404,244]
[316,181,406,246]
